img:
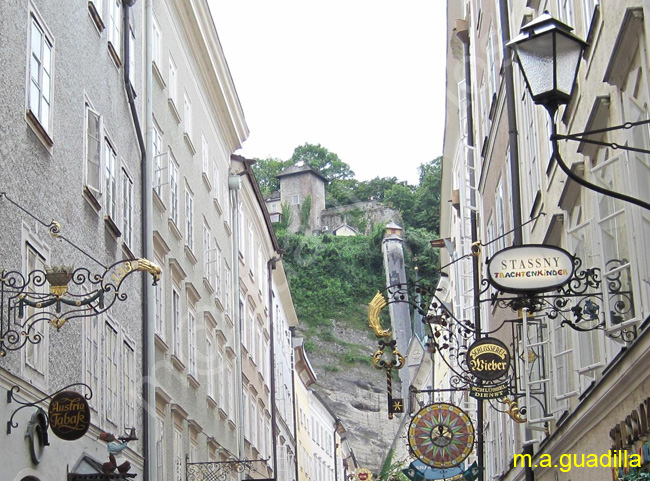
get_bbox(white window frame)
[169,153,179,226]
[203,221,213,287]
[152,15,162,68]
[27,8,54,141]
[206,334,215,400]
[156,414,165,481]
[202,134,210,179]
[84,313,101,411]
[183,92,192,139]
[105,319,120,427]
[123,339,136,428]
[153,123,165,197]
[85,103,103,199]
[23,238,49,381]
[121,166,134,248]
[168,55,177,106]
[188,305,197,378]
[172,287,181,360]
[104,138,118,220]
[214,240,222,301]
[185,187,194,251]
[173,426,183,481]
[107,0,122,61]
[154,255,164,339]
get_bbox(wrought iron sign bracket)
[7,382,92,434]
[185,456,271,481]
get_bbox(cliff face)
[300,321,403,476]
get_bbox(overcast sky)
[208,1,447,185]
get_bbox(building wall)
[443,1,650,481]
[0,0,146,478]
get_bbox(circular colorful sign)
[48,391,91,441]
[408,403,475,468]
[356,468,373,480]
[487,245,575,294]
[466,337,511,381]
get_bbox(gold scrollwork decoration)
[368,291,391,338]
[134,258,162,284]
[499,396,526,423]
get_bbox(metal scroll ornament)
[408,403,475,468]
[0,258,161,355]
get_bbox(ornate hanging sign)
[487,245,574,294]
[466,337,510,381]
[408,403,475,468]
[48,391,91,441]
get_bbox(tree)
[411,157,442,234]
[290,143,355,181]
[251,156,290,197]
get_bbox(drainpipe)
[267,256,281,480]
[498,2,532,480]
[499,0,523,246]
[456,24,484,481]
[123,1,156,479]
[229,174,245,473]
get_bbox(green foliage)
[251,156,290,197]
[405,227,441,285]
[278,232,385,330]
[291,143,355,181]
[299,195,312,233]
[322,365,340,373]
[345,207,368,233]
[303,339,316,353]
[624,473,650,480]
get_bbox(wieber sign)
[487,245,574,294]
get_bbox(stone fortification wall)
[320,201,402,234]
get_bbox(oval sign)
[487,245,574,293]
[466,337,511,381]
[48,391,91,441]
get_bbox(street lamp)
[508,13,650,211]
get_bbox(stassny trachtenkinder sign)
[487,245,575,294]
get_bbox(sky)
[208,1,447,186]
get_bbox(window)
[206,335,214,400]
[217,348,225,409]
[85,104,102,198]
[183,93,192,138]
[188,306,196,378]
[121,167,133,247]
[494,178,506,250]
[224,263,232,317]
[226,362,234,417]
[89,0,104,28]
[107,0,122,63]
[152,15,162,68]
[105,321,119,426]
[214,240,222,299]
[84,314,100,411]
[291,194,300,205]
[153,124,164,197]
[202,134,210,178]
[104,139,118,221]
[185,188,194,250]
[243,388,249,439]
[212,159,220,205]
[172,288,181,360]
[173,427,183,481]
[156,415,165,481]
[582,0,600,36]
[154,256,164,339]
[486,25,498,103]
[203,222,212,286]
[556,0,574,27]
[169,154,179,227]
[123,340,136,428]
[248,223,254,275]
[238,201,245,258]
[240,298,247,350]
[24,240,48,378]
[168,56,177,105]
[128,19,135,86]
[28,11,54,139]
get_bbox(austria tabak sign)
[48,391,91,441]
[487,245,574,294]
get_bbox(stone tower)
[382,221,413,400]
[277,161,327,234]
